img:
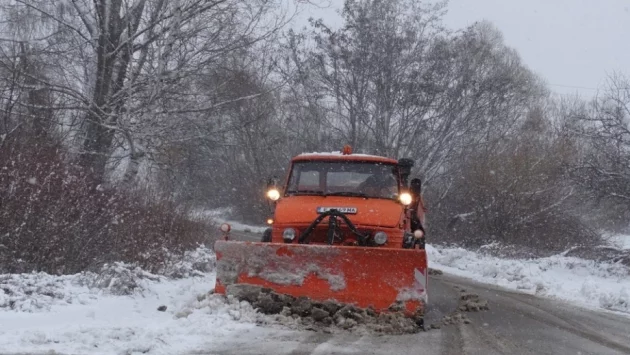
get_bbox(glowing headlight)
[220,223,231,233]
[283,228,296,241]
[267,188,280,201]
[413,229,424,239]
[399,192,412,206]
[373,231,388,245]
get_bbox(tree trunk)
[79,0,123,186]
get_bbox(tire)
[261,228,272,242]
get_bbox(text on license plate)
[316,207,358,214]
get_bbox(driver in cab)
[357,174,397,198]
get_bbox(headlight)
[414,229,424,239]
[399,192,412,205]
[267,188,280,201]
[373,231,388,245]
[283,228,296,241]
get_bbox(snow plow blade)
[214,240,428,316]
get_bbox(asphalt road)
[201,229,630,355]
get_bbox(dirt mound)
[428,286,489,329]
[458,291,489,312]
[428,268,444,276]
[225,284,424,334]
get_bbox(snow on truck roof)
[293,151,398,164]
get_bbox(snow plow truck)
[214,146,428,326]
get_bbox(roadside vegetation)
[1,0,628,274]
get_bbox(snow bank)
[2,242,628,354]
[86,262,163,296]
[190,207,268,233]
[0,273,97,312]
[0,273,227,354]
[0,246,215,310]
[0,271,309,355]
[159,246,216,278]
[606,234,630,250]
[0,245,256,355]
[427,244,630,314]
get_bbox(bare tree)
[580,74,630,199]
[1,0,291,187]
[285,3,545,189]
[432,103,599,254]
[566,73,630,231]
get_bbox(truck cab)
[263,146,425,249]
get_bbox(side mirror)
[410,178,422,200]
[267,176,279,188]
[397,158,414,187]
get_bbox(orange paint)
[273,195,404,228]
[215,150,429,318]
[215,241,428,316]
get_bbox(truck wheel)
[261,228,272,242]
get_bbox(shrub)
[0,133,216,275]
[427,113,601,254]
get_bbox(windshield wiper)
[285,189,324,195]
[325,191,368,198]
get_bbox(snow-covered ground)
[1,273,217,354]
[1,238,629,354]
[427,244,629,314]
[605,233,630,250]
[0,248,283,355]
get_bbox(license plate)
[316,207,358,214]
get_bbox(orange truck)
[214,146,428,326]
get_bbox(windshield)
[285,161,399,199]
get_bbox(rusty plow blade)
[214,240,428,317]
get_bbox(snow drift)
[0,241,628,354]
[427,244,630,313]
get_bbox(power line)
[549,83,599,91]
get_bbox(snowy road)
[209,230,630,355]
[2,271,628,355]
[1,230,628,355]
[185,272,630,355]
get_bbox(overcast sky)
[289,0,630,99]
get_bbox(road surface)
[199,229,630,355]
